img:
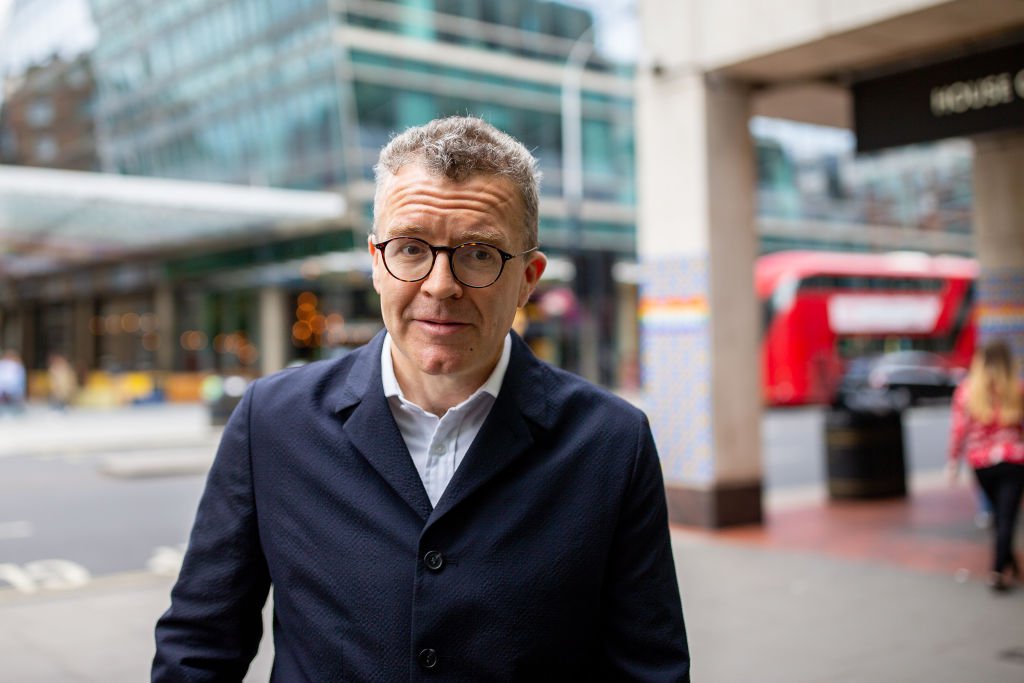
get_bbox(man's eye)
[464,247,496,262]
[397,242,426,257]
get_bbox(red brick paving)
[674,485,1018,579]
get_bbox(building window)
[66,65,89,89]
[34,136,59,162]
[26,98,55,128]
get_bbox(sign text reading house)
[854,40,1024,152]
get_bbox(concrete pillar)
[636,46,762,525]
[154,285,175,372]
[259,286,288,376]
[972,132,1024,358]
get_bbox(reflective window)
[26,98,55,128]
[33,136,59,163]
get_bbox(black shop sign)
[854,40,1024,152]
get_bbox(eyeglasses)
[373,236,538,289]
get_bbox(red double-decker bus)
[757,250,977,406]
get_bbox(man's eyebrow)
[385,224,429,237]
[385,224,511,247]
[457,229,508,245]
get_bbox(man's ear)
[368,234,383,295]
[518,251,547,307]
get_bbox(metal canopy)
[0,165,347,278]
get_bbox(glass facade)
[341,0,600,67]
[90,0,339,188]
[348,52,634,204]
[752,116,974,255]
[87,0,636,245]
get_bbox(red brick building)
[0,54,97,171]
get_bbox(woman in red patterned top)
[948,339,1024,592]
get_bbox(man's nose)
[420,251,462,298]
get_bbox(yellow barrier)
[75,371,118,408]
[116,372,153,403]
[163,373,209,403]
[27,371,49,401]
[25,369,255,406]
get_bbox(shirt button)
[430,443,445,456]
[423,550,445,572]
[418,648,439,670]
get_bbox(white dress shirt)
[381,333,510,507]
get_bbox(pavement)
[1,404,1023,682]
[0,402,222,462]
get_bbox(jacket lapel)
[334,332,433,522]
[428,334,555,525]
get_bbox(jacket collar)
[334,331,433,521]
[331,330,383,415]
[332,329,557,524]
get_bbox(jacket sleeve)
[152,383,271,682]
[601,415,691,681]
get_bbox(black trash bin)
[824,402,907,500]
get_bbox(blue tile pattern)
[977,267,1024,362]
[640,253,713,485]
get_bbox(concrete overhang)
[0,166,347,279]
[715,0,1024,129]
[718,0,1024,83]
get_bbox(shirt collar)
[381,332,511,403]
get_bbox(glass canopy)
[0,165,347,278]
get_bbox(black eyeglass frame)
[373,236,539,289]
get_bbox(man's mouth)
[415,318,469,333]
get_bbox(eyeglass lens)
[382,237,504,287]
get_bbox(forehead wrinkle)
[386,182,518,214]
[386,166,519,204]
[380,180,521,247]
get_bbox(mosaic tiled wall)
[977,267,1024,362]
[640,253,713,485]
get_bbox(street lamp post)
[561,26,593,229]
[561,25,601,383]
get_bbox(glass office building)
[0,0,636,389]
[88,0,635,239]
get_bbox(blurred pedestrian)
[0,349,26,416]
[47,352,77,411]
[153,116,690,680]
[947,339,1024,592]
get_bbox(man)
[154,116,690,680]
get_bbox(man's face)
[370,163,546,389]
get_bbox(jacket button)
[423,550,445,572]
[418,648,438,670]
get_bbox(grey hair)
[372,116,541,249]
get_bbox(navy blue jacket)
[153,331,689,681]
